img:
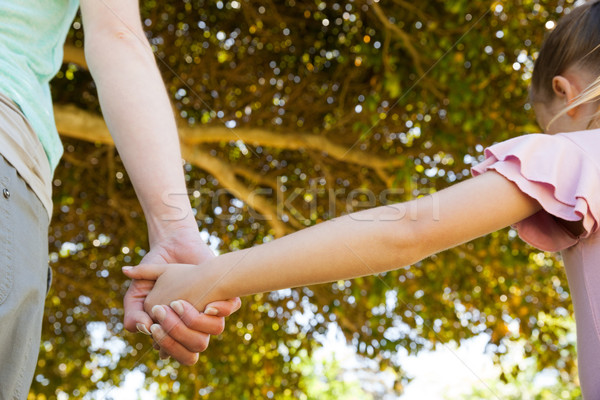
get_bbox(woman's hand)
[122,225,214,334]
[122,226,240,364]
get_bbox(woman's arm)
[79,0,194,237]
[127,171,542,312]
[79,0,239,364]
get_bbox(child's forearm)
[205,172,541,301]
[133,202,423,313]
[210,203,424,300]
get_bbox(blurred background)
[34,0,584,398]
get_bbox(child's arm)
[124,171,542,313]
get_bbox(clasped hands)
[122,227,240,365]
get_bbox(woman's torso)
[0,0,80,173]
[0,0,79,217]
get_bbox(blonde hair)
[531,1,600,129]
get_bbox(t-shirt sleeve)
[471,133,600,252]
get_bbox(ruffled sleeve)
[471,132,600,252]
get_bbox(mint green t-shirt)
[0,0,80,173]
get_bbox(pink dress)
[472,130,600,398]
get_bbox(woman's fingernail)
[159,350,170,360]
[122,266,133,272]
[204,307,218,316]
[170,300,184,316]
[152,305,167,322]
[136,323,151,336]
[153,342,160,350]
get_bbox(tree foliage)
[31,0,581,398]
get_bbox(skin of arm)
[79,0,241,364]
[79,0,194,236]
[124,171,542,314]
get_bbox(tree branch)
[181,146,296,236]
[54,104,114,145]
[391,0,431,23]
[63,44,88,69]
[54,104,405,171]
[179,125,405,169]
[54,104,296,237]
[233,167,279,193]
[368,3,445,100]
[369,2,424,77]
[61,45,405,170]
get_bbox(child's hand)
[122,262,224,315]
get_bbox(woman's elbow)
[84,27,153,67]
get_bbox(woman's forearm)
[82,6,195,243]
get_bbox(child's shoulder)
[557,129,600,153]
[475,129,600,252]
[501,129,600,145]
[493,129,600,163]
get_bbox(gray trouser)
[0,154,49,400]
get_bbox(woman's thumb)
[122,264,168,280]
